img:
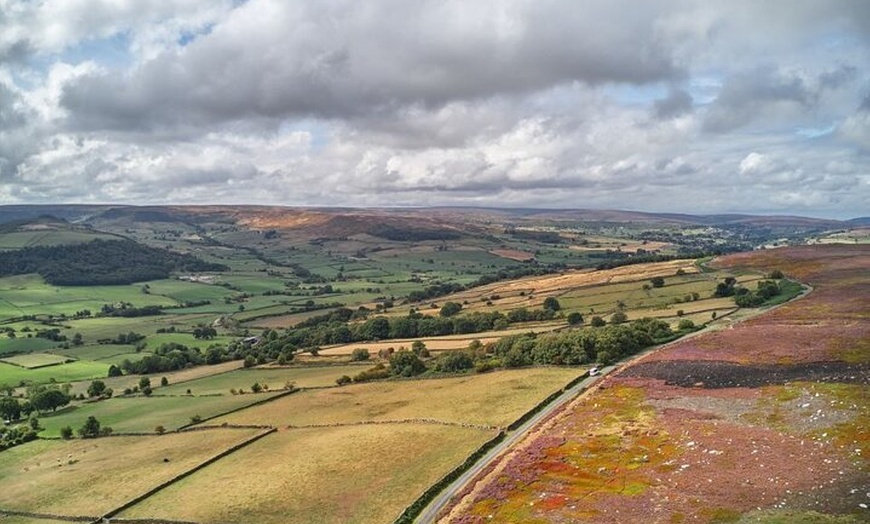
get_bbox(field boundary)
[393,430,506,524]
[0,509,96,522]
[96,427,278,523]
[174,387,299,431]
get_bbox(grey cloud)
[60,0,681,132]
[653,89,693,119]
[703,68,814,133]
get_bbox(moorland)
[0,204,866,524]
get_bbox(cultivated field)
[0,428,263,517]
[0,353,70,369]
[213,367,584,429]
[121,424,496,524]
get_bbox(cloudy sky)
[1,1,868,218]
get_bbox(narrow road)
[415,366,615,524]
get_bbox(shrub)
[60,426,73,440]
[350,348,370,362]
[566,312,583,325]
[336,375,352,386]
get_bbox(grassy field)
[0,428,263,516]
[158,364,372,395]
[214,367,583,428]
[0,337,58,356]
[0,274,178,320]
[119,424,495,524]
[37,392,284,437]
[52,344,143,361]
[0,360,108,387]
[0,352,70,369]
[60,359,243,397]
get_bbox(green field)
[53,344,143,361]
[0,274,178,320]
[0,360,108,387]
[0,337,58,356]
[37,392,285,437]
[0,352,70,369]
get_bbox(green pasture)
[37,392,283,437]
[142,278,236,304]
[0,352,70,369]
[53,344,139,361]
[0,360,108,387]
[159,364,370,396]
[0,336,58,356]
[0,274,178,320]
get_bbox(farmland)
[0,428,264,517]
[0,206,862,524]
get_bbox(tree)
[251,382,263,393]
[440,302,463,318]
[650,277,665,288]
[567,312,584,325]
[610,311,628,324]
[87,380,107,398]
[590,316,606,327]
[350,348,370,362]
[72,332,83,346]
[160,376,169,387]
[678,319,695,330]
[193,326,217,340]
[543,297,561,312]
[107,364,122,377]
[79,416,102,438]
[139,377,151,390]
[389,350,427,377]
[434,351,474,373]
[336,375,352,386]
[768,269,784,279]
[30,389,70,413]
[0,397,21,421]
[60,425,73,439]
[411,340,430,357]
[155,425,166,435]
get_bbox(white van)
[589,367,600,376]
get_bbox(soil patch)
[619,360,870,389]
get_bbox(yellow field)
[213,367,583,428]
[0,428,262,517]
[120,424,495,524]
[319,322,562,356]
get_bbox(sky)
[0,1,868,219]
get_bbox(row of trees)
[336,317,689,386]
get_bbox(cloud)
[0,0,869,219]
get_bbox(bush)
[350,348,370,362]
[336,375,352,386]
[610,311,628,324]
[590,316,606,327]
[566,312,583,325]
[650,277,665,288]
[677,319,695,330]
[60,426,73,440]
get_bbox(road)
[414,366,615,524]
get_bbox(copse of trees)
[0,239,227,285]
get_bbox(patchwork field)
[0,360,108,387]
[444,245,870,524]
[0,428,263,518]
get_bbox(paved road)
[415,366,615,524]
